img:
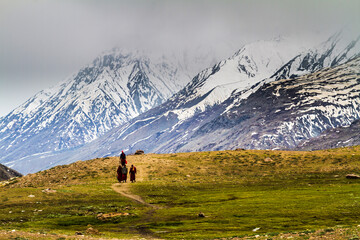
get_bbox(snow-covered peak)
[271,29,360,81]
[0,46,221,168]
[164,36,314,120]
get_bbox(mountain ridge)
[184,57,360,151]
[1,31,360,174]
[84,33,360,155]
[0,48,218,171]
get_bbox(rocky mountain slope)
[186,57,360,151]
[2,31,359,174]
[0,48,217,171]
[75,33,360,155]
[1,37,310,173]
[0,163,22,181]
[271,30,360,81]
[296,119,360,151]
[81,56,359,157]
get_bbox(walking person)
[129,164,137,183]
[120,151,127,166]
[116,165,123,183]
[121,165,128,182]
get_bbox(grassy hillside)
[1,146,360,239]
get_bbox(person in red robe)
[129,165,137,183]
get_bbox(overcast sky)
[0,0,359,117]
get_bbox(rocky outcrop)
[346,174,360,179]
[0,163,22,181]
[134,150,145,155]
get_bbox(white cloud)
[0,0,359,117]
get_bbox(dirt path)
[111,155,162,239]
[111,156,157,208]
[111,182,155,208]
[111,155,164,209]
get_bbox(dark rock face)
[0,163,22,181]
[296,119,360,151]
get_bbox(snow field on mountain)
[1,32,360,174]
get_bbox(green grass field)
[1,147,360,239]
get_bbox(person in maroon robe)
[129,165,137,183]
[121,165,128,182]
[120,151,127,166]
[116,165,122,182]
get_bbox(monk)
[120,151,127,166]
[129,165,137,183]
[121,165,128,182]
[116,165,122,183]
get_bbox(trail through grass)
[1,147,360,239]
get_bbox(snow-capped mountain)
[2,31,359,174]
[186,57,360,151]
[133,37,312,122]
[0,48,218,171]
[71,33,359,157]
[12,56,360,174]
[80,56,359,157]
[271,30,360,81]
